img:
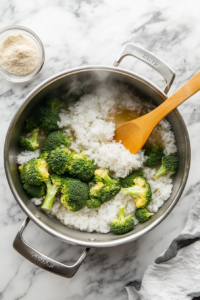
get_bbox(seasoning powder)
[0,33,39,75]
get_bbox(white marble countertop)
[1,1,200,299]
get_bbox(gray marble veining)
[127,195,200,299]
[1,0,200,299]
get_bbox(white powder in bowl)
[0,33,39,75]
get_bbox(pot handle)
[13,217,90,278]
[113,43,175,94]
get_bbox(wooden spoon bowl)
[115,72,200,154]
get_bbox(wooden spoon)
[115,72,200,154]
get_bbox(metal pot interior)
[4,67,190,247]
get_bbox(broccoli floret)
[48,147,71,175]
[94,169,105,183]
[40,110,60,133]
[86,169,121,208]
[23,183,46,198]
[41,174,62,211]
[19,165,26,183]
[94,169,112,184]
[145,144,163,168]
[135,208,154,223]
[120,170,143,188]
[42,131,71,153]
[35,106,60,134]
[45,97,66,113]
[155,156,179,178]
[19,129,39,151]
[111,206,134,235]
[39,152,49,160]
[36,98,65,133]
[68,152,95,182]
[23,158,49,185]
[86,182,104,209]
[22,117,39,132]
[93,169,121,203]
[121,176,152,208]
[86,198,102,209]
[22,97,64,135]
[60,177,89,211]
[100,183,121,203]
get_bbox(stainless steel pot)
[4,44,191,278]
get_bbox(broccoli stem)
[29,129,39,143]
[118,206,125,222]
[27,129,39,146]
[121,186,143,197]
[41,180,59,211]
[147,212,154,217]
[102,171,113,186]
[155,166,167,178]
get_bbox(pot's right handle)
[13,217,90,278]
[113,43,175,94]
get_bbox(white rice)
[148,119,177,156]
[17,149,40,165]
[48,192,138,233]
[31,196,44,206]
[20,84,177,233]
[143,167,173,213]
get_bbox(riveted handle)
[113,43,175,94]
[13,217,90,278]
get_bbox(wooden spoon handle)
[141,71,200,129]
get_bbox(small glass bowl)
[0,25,45,83]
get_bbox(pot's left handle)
[13,217,90,278]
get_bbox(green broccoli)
[111,206,134,235]
[45,97,66,113]
[68,152,95,182]
[60,177,89,211]
[23,158,49,185]
[90,169,121,204]
[19,162,46,199]
[135,208,154,223]
[94,169,106,183]
[48,147,71,174]
[19,165,25,184]
[155,156,179,178]
[86,182,104,209]
[37,98,65,133]
[145,144,163,168]
[23,183,46,198]
[19,129,39,151]
[120,170,143,188]
[22,117,39,132]
[42,131,71,153]
[39,151,49,160]
[95,169,121,203]
[94,169,114,184]
[100,183,121,203]
[121,176,152,208]
[23,98,65,133]
[22,97,65,135]
[41,174,62,211]
[86,198,102,209]
[35,105,60,134]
